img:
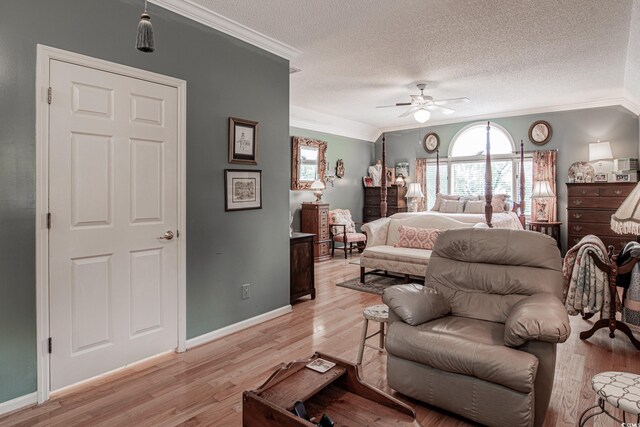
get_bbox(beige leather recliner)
[382,228,571,427]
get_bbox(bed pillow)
[492,194,509,213]
[394,225,440,250]
[431,193,460,211]
[441,199,465,213]
[464,200,484,214]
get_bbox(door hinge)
[48,337,52,354]
[176,230,180,238]
[47,87,52,104]
[46,213,51,229]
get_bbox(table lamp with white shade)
[532,180,555,222]
[310,179,325,202]
[406,182,424,212]
[611,183,640,236]
[589,141,613,174]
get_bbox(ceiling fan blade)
[398,107,420,118]
[427,104,455,115]
[375,102,412,108]
[433,97,470,106]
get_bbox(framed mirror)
[291,136,327,190]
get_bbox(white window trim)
[448,121,516,158]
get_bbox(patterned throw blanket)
[562,235,613,317]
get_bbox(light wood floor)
[1,255,637,426]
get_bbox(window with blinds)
[422,122,534,215]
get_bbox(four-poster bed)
[379,122,526,229]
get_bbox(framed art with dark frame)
[224,169,262,211]
[229,117,259,165]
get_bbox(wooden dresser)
[289,232,315,302]
[363,185,408,223]
[566,182,636,251]
[301,202,331,262]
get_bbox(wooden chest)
[301,203,331,262]
[363,185,408,223]
[566,182,636,251]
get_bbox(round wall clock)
[528,120,552,145]
[423,132,440,153]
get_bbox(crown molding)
[148,0,300,60]
[377,97,640,137]
[290,105,380,142]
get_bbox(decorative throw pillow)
[440,199,465,213]
[394,225,440,249]
[464,200,484,214]
[491,194,509,213]
[431,193,460,211]
[329,209,355,234]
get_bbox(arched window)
[449,123,514,157]
[425,122,532,214]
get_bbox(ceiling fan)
[376,83,470,123]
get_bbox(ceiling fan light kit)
[376,83,470,123]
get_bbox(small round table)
[579,371,640,426]
[527,221,561,249]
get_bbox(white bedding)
[389,211,524,230]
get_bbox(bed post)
[381,133,387,218]
[485,122,493,228]
[519,140,525,227]
[435,149,440,195]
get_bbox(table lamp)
[310,179,325,202]
[589,141,613,173]
[532,180,555,222]
[405,183,424,212]
[611,182,640,235]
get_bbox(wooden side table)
[528,221,561,249]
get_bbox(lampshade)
[405,182,424,198]
[310,179,325,190]
[414,109,431,124]
[588,141,613,162]
[611,182,640,234]
[532,180,555,198]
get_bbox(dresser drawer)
[568,234,634,252]
[568,186,600,197]
[568,197,627,208]
[364,195,378,206]
[599,186,634,197]
[317,241,331,257]
[364,206,380,218]
[567,209,615,223]
[567,222,617,236]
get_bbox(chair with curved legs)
[329,209,366,259]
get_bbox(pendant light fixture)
[136,0,155,53]
[414,108,431,124]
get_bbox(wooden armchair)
[329,209,367,259]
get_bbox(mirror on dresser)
[291,136,327,190]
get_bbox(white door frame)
[35,45,187,404]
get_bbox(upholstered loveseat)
[382,228,571,427]
[359,214,474,282]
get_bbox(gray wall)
[377,106,640,251]
[0,0,289,404]
[289,128,374,230]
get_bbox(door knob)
[158,231,174,240]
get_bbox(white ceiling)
[188,0,639,140]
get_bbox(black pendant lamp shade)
[136,0,155,53]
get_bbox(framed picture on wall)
[228,117,259,165]
[225,169,262,211]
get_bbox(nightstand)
[528,221,561,249]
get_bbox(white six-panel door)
[48,59,179,390]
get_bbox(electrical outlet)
[241,284,251,299]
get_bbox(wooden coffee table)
[242,352,422,426]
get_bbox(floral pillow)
[394,225,440,250]
[464,200,484,214]
[329,209,356,234]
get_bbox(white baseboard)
[186,305,292,349]
[0,392,37,416]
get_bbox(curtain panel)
[532,150,557,221]
[415,158,427,211]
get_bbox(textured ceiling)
[193,0,638,131]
